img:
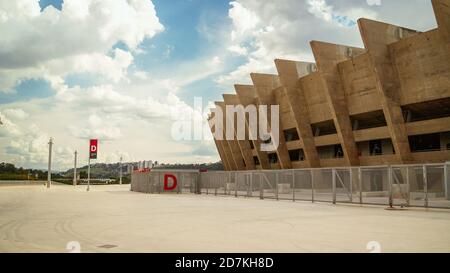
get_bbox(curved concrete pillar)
[275,59,321,168]
[310,41,364,166]
[358,19,417,164]
[223,94,256,170]
[234,84,271,170]
[216,102,246,170]
[250,73,292,169]
[208,111,232,171]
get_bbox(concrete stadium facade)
[208,0,450,171]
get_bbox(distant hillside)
[64,162,126,179]
[153,162,224,171]
[63,161,224,178]
[1,161,224,181]
[0,162,61,180]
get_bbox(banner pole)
[73,150,77,186]
[47,137,53,188]
[87,157,91,192]
[119,156,123,185]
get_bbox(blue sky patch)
[0,79,54,104]
[39,0,63,11]
[65,73,104,89]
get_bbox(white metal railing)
[131,163,450,209]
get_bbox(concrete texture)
[1,184,450,253]
[209,0,450,170]
[223,94,256,170]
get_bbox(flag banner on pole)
[90,139,98,159]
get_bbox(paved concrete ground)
[0,184,449,253]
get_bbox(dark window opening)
[444,132,450,150]
[268,153,278,164]
[283,128,300,142]
[334,145,344,158]
[262,134,272,144]
[289,149,305,162]
[253,156,260,165]
[402,98,450,123]
[317,145,345,159]
[409,133,441,152]
[369,140,383,156]
[357,139,395,157]
[249,141,254,150]
[311,120,337,137]
[351,110,387,130]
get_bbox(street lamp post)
[119,156,123,185]
[87,155,91,192]
[73,150,77,186]
[47,137,53,188]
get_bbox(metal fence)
[131,163,450,209]
[131,169,199,194]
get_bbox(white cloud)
[69,114,122,141]
[307,0,334,23]
[0,0,230,170]
[162,45,175,59]
[46,48,134,85]
[2,108,29,120]
[0,78,203,169]
[3,122,74,170]
[216,55,275,85]
[211,56,222,66]
[0,112,23,137]
[0,0,164,92]
[227,45,248,56]
[0,0,189,169]
[229,1,260,42]
[0,0,163,68]
[216,0,435,86]
[133,70,150,80]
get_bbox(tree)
[79,171,88,179]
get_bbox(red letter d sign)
[89,139,98,159]
[164,174,177,191]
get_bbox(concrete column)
[235,85,271,170]
[223,94,256,170]
[432,0,450,43]
[311,41,364,167]
[275,59,321,168]
[250,73,292,169]
[208,110,233,171]
[216,102,245,170]
[358,19,415,164]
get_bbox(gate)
[333,168,354,204]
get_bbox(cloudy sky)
[0,0,438,170]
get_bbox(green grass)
[0,174,33,180]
